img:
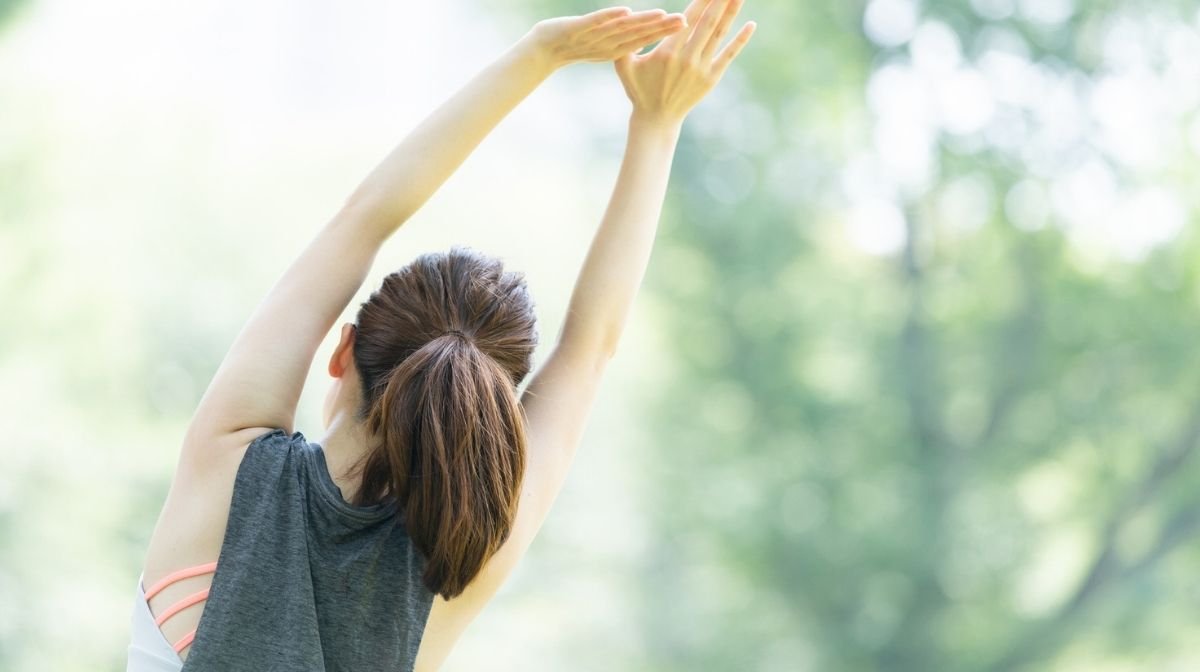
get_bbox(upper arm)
[181,207,384,471]
[470,336,613,581]
[416,338,611,664]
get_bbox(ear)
[328,322,356,378]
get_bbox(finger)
[581,6,633,27]
[599,12,685,41]
[614,50,636,82]
[609,18,687,53]
[711,20,755,79]
[599,8,669,30]
[592,11,685,49]
[682,0,727,60]
[581,7,662,35]
[678,0,709,25]
[701,0,741,62]
[658,0,708,51]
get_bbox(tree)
[508,0,1200,669]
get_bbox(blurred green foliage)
[3,0,1198,669]
[0,0,28,29]
[508,0,1200,669]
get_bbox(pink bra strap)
[144,561,218,600]
[154,588,211,627]
[173,629,197,654]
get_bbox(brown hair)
[349,245,538,599]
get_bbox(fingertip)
[654,12,685,29]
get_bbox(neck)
[317,410,373,502]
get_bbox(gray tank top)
[179,428,435,671]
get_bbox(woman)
[126,1,755,670]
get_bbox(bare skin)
[136,2,754,669]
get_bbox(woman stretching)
[126,1,755,670]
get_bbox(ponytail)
[357,329,528,600]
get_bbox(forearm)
[340,32,556,243]
[560,113,682,355]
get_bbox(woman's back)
[131,429,433,670]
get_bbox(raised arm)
[514,0,755,513]
[558,0,756,356]
[342,7,691,244]
[180,8,690,473]
[410,6,756,660]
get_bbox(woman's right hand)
[614,0,756,127]
[527,6,688,70]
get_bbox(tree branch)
[873,208,955,669]
[980,391,1200,671]
[975,241,1042,450]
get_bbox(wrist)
[629,111,684,136]
[515,27,565,76]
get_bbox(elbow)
[598,329,621,361]
[555,326,620,370]
[334,192,410,241]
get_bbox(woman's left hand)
[527,6,688,69]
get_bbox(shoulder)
[168,426,308,529]
[179,426,298,482]
[236,427,307,467]
[141,427,300,589]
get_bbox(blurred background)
[2,0,1199,669]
